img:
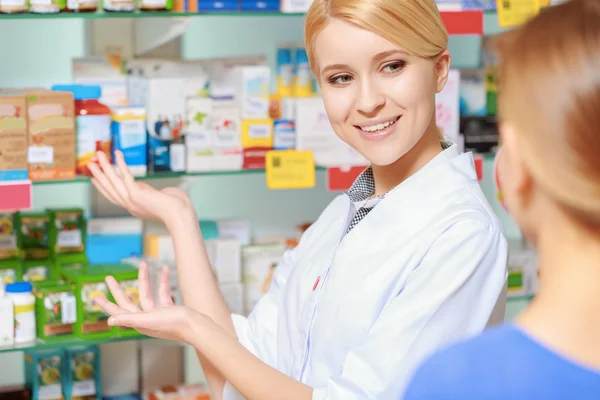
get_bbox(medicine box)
[211,99,243,171]
[241,0,280,11]
[241,243,286,314]
[198,0,239,11]
[234,66,271,120]
[86,217,143,265]
[60,265,112,338]
[0,93,28,181]
[273,120,295,150]
[24,349,66,400]
[48,208,87,266]
[0,259,22,287]
[25,91,76,181]
[0,212,21,260]
[111,108,148,177]
[64,345,102,400]
[185,97,213,173]
[205,238,242,284]
[33,280,77,341]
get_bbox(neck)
[370,123,443,197]
[518,216,600,369]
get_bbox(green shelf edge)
[31,167,327,185]
[0,333,149,353]
[0,11,304,20]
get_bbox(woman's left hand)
[93,262,219,345]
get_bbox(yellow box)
[241,119,273,149]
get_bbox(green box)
[0,258,22,286]
[17,211,51,261]
[24,348,66,400]
[0,212,21,261]
[23,259,56,283]
[65,346,102,400]
[48,208,88,267]
[60,265,112,339]
[33,280,77,341]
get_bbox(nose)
[356,79,385,114]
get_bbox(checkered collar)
[346,141,453,203]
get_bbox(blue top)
[52,84,101,100]
[404,324,600,400]
[5,282,32,293]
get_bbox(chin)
[358,149,406,167]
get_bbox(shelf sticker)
[265,150,315,190]
[497,0,540,27]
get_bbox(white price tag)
[28,146,54,164]
[39,384,62,400]
[73,381,96,397]
[61,294,77,324]
[58,230,82,248]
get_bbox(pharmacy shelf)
[0,333,148,354]
[31,167,318,186]
[0,10,486,35]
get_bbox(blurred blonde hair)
[494,0,600,227]
[304,0,449,75]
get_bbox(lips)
[354,116,401,142]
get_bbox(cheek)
[322,87,354,126]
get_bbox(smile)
[354,116,401,142]
[357,116,400,132]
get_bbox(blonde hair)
[304,0,448,75]
[494,0,600,227]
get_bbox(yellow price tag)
[497,0,540,27]
[265,150,316,190]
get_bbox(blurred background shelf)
[0,334,148,354]
[31,167,327,185]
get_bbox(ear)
[434,49,451,93]
[500,122,533,199]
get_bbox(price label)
[265,150,315,190]
[497,0,540,27]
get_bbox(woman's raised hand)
[88,151,193,224]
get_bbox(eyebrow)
[320,49,408,76]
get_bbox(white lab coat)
[224,145,508,399]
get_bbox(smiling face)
[314,19,449,167]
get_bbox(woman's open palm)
[88,151,192,223]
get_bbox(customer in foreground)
[404,0,600,398]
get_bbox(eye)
[381,61,406,74]
[328,74,353,85]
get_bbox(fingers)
[138,262,156,312]
[115,151,136,191]
[105,276,141,313]
[94,295,128,316]
[95,151,130,204]
[158,266,174,307]
[89,164,122,206]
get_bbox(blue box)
[198,0,239,11]
[111,108,147,177]
[86,218,143,265]
[24,349,66,400]
[241,0,280,11]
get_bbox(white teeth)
[360,117,398,132]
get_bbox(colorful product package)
[25,91,76,181]
[0,259,22,287]
[33,280,77,341]
[65,346,102,400]
[48,208,87,266]
[0,212,21,260]
[60,265,111,338]
[0,93,28,181]
[24,348,66,400]
[18,211,55,282]
[111,108,148,177]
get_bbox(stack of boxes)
[0,90,76,183]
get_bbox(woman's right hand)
[88,151,194,225]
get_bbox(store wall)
[0,16,522,388]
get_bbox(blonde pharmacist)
[88,0,508,398]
